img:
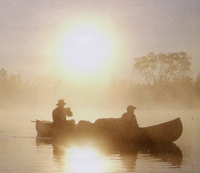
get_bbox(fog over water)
[0,69,199,173]
[0,1,200,171]
[1,109,200,172]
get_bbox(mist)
[0,68,200,125]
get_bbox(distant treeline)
[0,65,200,110]
[108,75,200,109]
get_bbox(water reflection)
[36,137,53,146]
[120,152,137,172]
[137,143,183,167]
[54,147,105,173]
[36,138,182,172]
[147,143,183,167]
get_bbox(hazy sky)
[1,0,200,83]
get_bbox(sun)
[60,25,110,76]
[52,15,121,82]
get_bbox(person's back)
[52,106,67,125]
[121,105,138,129]
[52,99,73,126]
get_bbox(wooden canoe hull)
[35,118,183,144]
[36,120,53,137]
[140,118,183,143]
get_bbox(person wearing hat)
[121,105,138,129]
[52,99,73,126]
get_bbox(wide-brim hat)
[56,99,66,106]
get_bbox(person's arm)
[66,107,73,117]
[52,108,58,122]
[132,114,138,128]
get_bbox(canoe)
[35,117,183,144]
[35,119,76,138]
[36,120,54,137]
[140,118,183,143]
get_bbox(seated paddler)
[52,99,73,126]
[121,105,138,129]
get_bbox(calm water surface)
[0,109,200,172]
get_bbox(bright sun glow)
[67,147,104,173]
[60,26,110,75]
[52,14,121,83]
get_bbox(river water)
[0,109,200,173]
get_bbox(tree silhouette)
[0,68,7,82]
[195,73,200,97]
[133,52,192,84]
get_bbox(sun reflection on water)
[66,147,105,173]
